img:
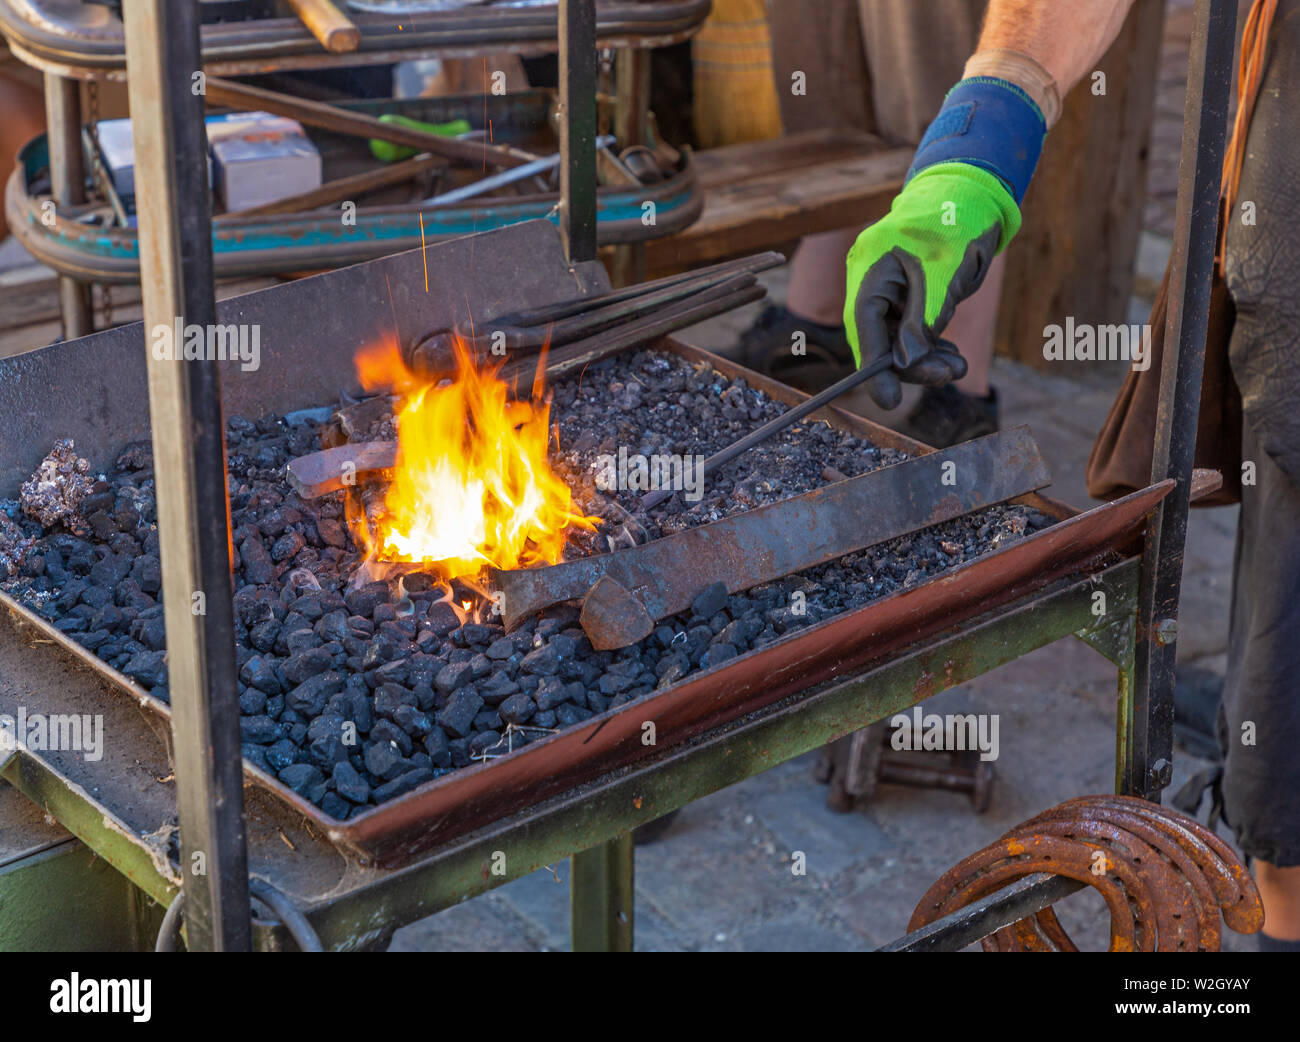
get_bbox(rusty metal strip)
[495,425,1052,632]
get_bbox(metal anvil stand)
[0,0,1234,951]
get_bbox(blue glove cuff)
[905,77,1046,206]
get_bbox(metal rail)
[1129,0,1236,799]
[559,0,599,263]
[121,0,251,951]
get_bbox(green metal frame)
[0,558,1140,951]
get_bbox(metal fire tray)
[0,220,1172,868]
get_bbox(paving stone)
[750,783,895,879]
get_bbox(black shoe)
[736,305,855,392]
[1173,665,1223,760]
[897,383,999,448]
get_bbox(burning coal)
[347,335,598,585]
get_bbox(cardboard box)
[95,116,213,205]
[206,111,322,212]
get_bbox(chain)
[99,283,114,329]
[86,79,99,135]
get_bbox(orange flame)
[349,334,597,583]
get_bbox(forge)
[0,221,1170,873]
[0,284,1058,818]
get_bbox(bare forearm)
[974,0,1137,96]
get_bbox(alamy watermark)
[1,707,104,761]
[1043,317,1151,371]
[50,974,150,1022]
[150,317,261,371]
[593,447,706,502]
[889,707,999,761]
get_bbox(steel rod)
[494,251,784,328]
[640,354,893,510]
[501,276,765,388]
[1128,0,1236,799]
[123,0,251,951]
[559,0,598,263]
[878,874,1085,952]
[410,254,783,368]
[422,135,614,207]
[204,77,526,169]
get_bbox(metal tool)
[421,136,615,207]
[493,426,1052,642]
[492,253,784,329]
[408,251,784,371]
[500,273,766,390]
[640,353,895,511]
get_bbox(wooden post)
[994,0,1167,369]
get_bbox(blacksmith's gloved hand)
[844,77,1047,409]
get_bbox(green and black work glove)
[845,77,1047,409]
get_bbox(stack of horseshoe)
[910,794,1265,951]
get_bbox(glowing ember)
[348,334,597,584]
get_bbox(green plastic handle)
[369,114,473,163]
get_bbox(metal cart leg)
[41,72,93,340]
[0,840,165,952]
[559,0,598,265]
[122,0,251,951]
[570,834,635,951]
[1129,0,1236,800]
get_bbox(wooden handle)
[285,0,361,54]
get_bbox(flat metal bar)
[878,874,1085,952]
[570,834,635,951]
[1129,0,1236,799]
[558,0,598,263]
[122,0,251,951]
[496,426,1052,629]
[42,72,92,340]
